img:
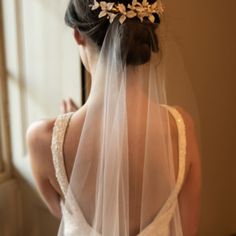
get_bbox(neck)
[85,63,154,107]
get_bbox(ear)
[73,29,86,45]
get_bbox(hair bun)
[120,19,159,65]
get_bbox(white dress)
[51,104,187,236]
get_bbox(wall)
[166,0,236,235]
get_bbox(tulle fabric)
[58,5,199,236]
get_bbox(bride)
[26,0,201,235]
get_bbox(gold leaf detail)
[119,15,126,24]
[148,14,155,23]
[98,11,107,18]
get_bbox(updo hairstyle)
[65,0,161,65]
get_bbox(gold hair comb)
[89,0,164,24]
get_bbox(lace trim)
[138,105,186,235]
[51,112,74,196]
[51,112,105,235]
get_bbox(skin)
[26,29,201,235]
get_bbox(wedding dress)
[51,104,186,236]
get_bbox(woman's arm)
[26,120,62,219]
[177,107,202,236]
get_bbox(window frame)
[0,1,12,183]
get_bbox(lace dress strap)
[51,112,74,196]
[137,105,187,236]
[163,105,187,193]
[51,113,99,235]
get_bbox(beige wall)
[166,0,236,235]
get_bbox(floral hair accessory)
[89,0,164,24]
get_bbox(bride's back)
[62,96,180,235]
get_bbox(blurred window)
[0,2,11,181]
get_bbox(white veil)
[58,0,200,235]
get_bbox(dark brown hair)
[65,0,161,65]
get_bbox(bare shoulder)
[173,106,201,235]
[26,118,55,156]
[173,105,198,147]
[173,105,201,174]
[26,118,56,177]
[26,118,64,218]
[173,105,196,131]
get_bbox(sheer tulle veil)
[58,0,201,235]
